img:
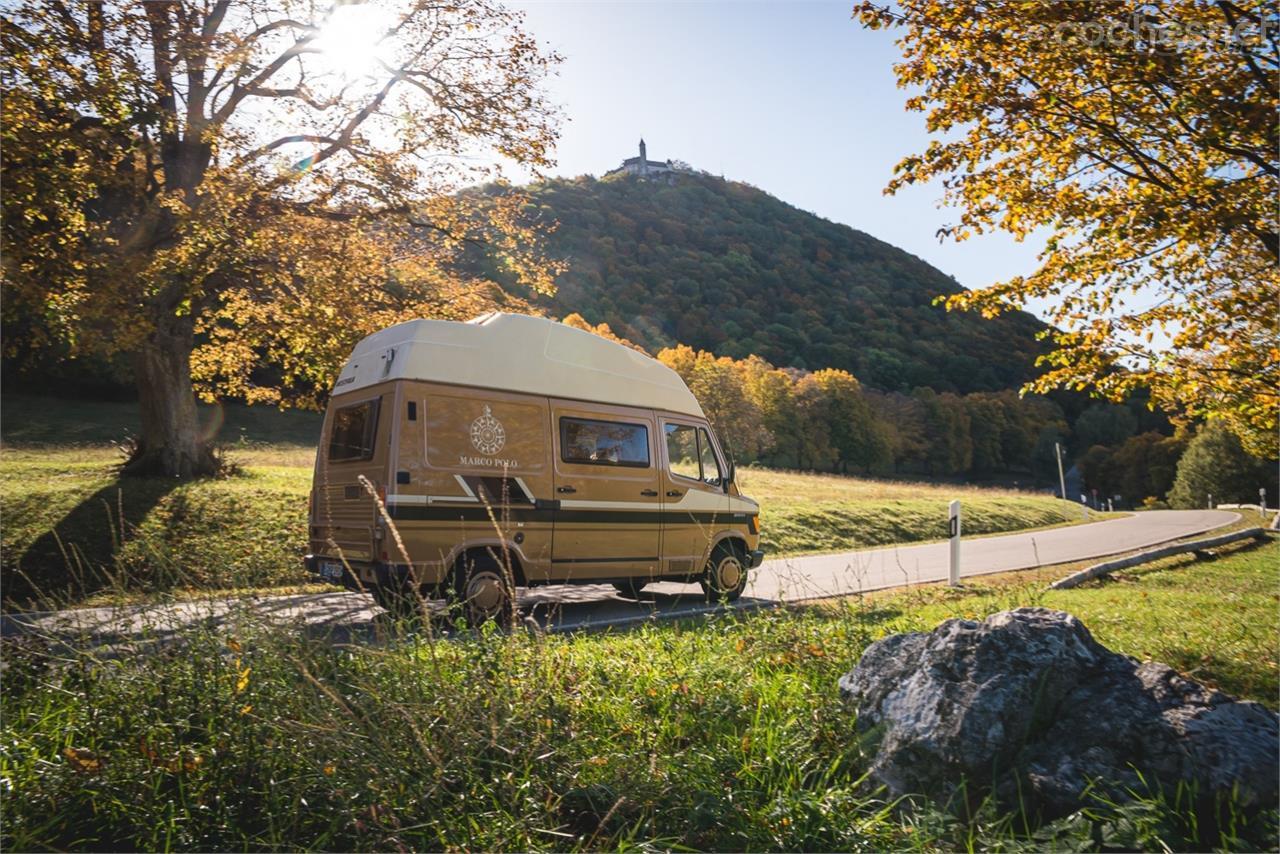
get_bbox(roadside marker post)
[1055,442,1067,501]
[1261,488,1267,517]
[948,500,961,587]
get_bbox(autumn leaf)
[63,746,102,774]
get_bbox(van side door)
[658,418,730,578]
[549,400,661,579]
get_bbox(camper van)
[305,312,764,623]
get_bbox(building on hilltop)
[606,138,684,179]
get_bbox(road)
[743,508,1238,601]
[1,509,1239,646]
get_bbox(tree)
[965,394,1010,475]
[866,389,929,473]
[1168,423,1275,508]
[811,368,891,474]
[1072,404,1138,453]
[857,1,1278,457]
[792,374,835,471]
[561,313,648,353]
[2,0,560,476]
[741,359,800,467]
[914,387,972,476]
[1078,445,1118,499]
[657,345,771,463]
[1109,430,1188,503]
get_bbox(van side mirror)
[725,456,735,492]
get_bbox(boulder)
[839,608,1279,818]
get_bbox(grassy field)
[2,394,1090,606]
[3,538,1275,851]
[736,466,1093,554]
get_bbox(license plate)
[319,560,344,581]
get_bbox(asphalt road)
[1,509,1240,647]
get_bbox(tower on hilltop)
[606,138,683,179]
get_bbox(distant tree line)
[1081,425,1275,511]
[654,342,1073,482]
[564,315,1277,503]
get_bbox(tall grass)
[3,541,1276,851]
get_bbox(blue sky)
[509,0,1050,315]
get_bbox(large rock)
[839,608,1279,818]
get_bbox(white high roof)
[332,312,705,418]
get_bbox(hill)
[506,172,1048,393]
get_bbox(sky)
[508,0,1051,314]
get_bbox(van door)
[313,391,392,563]
[659,418,730,578]
[549,401,661,579]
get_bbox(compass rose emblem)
[469,405,506,455]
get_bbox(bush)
[1168,424,1275,509]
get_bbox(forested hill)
[515,173,1049,393]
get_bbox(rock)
[839,608,1279,819]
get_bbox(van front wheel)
[701,542,748,602]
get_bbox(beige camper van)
[305,312,763,623]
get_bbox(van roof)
[332,313,706,418]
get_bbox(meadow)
[1,395,1089,606]
[2,394,1274,851]
[3,539,1275,851]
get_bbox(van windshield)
[328,399,380,462]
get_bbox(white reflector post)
[948,499,961,587]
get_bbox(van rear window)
[560,417,650,467]
[328,399,380,462]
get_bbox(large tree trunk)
[124,315,218,478]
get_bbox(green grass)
[2,395,1094,606]
[3,540,1275,851]
[736,466,1107,555]
[1,447,312,604]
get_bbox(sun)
[312,4,396,80]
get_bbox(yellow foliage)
[857,0,1278,456]
[2,0,563,424]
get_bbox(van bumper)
[747,549,765,569]
[306,555,438,593]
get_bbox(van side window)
[328,399,380,462]
[560,417,650,467]
[698,427,723,486]
[665,423,700,480]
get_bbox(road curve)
[1,510,1241,642]
[739,508,1239,603]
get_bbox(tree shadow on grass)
[5,476,182,609]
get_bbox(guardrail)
[1049,527,1269,590]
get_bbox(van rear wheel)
[701,542,748,602]
[611,579,647,599]
[451,550,514,628]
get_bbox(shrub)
[1168,424,1275,509]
